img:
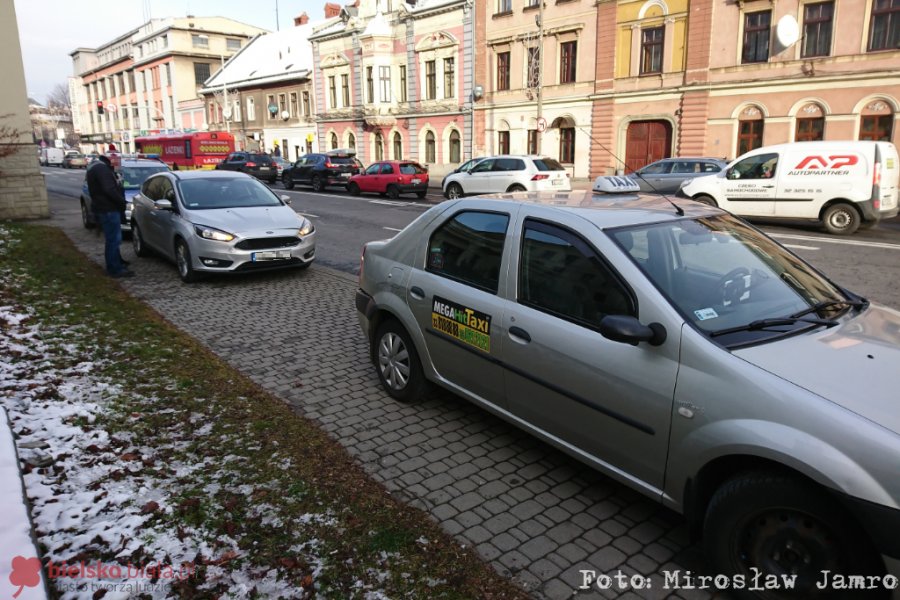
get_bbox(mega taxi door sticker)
[431,296,492,353]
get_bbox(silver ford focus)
[356,188,900,599]
[130,170,315,282]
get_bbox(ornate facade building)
[309,0,475,177]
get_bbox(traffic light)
[97,101,104,115]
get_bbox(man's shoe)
[109,270,135,278]
[121,259,131,267]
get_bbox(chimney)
[294,12,309,25]
[324,2,341,17]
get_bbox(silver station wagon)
[356,190,900,598]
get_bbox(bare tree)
[0,113,30,176]
[46,83,71,109]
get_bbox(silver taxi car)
[356,187,900,598]
[130,171,315,282]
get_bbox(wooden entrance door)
[625,121,672,173]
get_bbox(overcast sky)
[13,0,323,104]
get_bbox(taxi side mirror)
[599,315,666,347]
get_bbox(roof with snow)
[201,23,319,92]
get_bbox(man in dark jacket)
[86,156,133,278]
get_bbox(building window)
[742,11,771,64]
[802,2,834,58]
[526,47,540,88]
[869,0,900,51]
[331,132,338,150]
[425,131,436,162]
[560,41,577,84]
[302,91,311,115]
[444,58,455,98]
[498,131,510,154]
[497,0,512,14]
[290,92,298,117]
[449,130,461,163]
[399,65,407,102]
[738,108,765,154]
[527,129,538,154]
[393,132,403,159]
[795,103,825,141]
[267,95,276,120]
[380,66,391,103]
[233,100,241,121]
[329,76,337,108]
[161,34,168,48]
[163,65,171,88]
[342,74,350,107]
[367,67,375,103]
[192,34,209,49]
[226,38,242,52]
[559,127,575,163]
[194,63,210,85]
[860,100,894,140]
[278,94,287,117]
[497,51,510,91]
[375,132,384,160]
[425,60,437,100]
[247,97,256,120]
[641,27,664,74]
[348,132,356,151]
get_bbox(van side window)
[728,153,778,180]
[519,220,635,327]
[426,211,510,293]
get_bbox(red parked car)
[347,161,429,199]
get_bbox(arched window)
[449,130,461,163]
[393,132,402,159]
[737,105,765,155]
[375,132,384,160]
[795,103,825,142]
[425,131,436,163]
[860,99,894,142]
[348,132,356,151]
[330,132,338,150]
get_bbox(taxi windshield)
[610,214,856,347]
[120,165,169,190]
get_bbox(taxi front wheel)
[373,319,426,403]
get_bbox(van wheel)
[373,319,427,403]
[693,194,718,208]
[704,471,886,600]
[822,203,860,235]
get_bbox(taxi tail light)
[531,174,549,181]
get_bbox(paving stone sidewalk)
[44,195,719,600]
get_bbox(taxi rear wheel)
[373,319,425,403]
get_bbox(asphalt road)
[41,166,900,309]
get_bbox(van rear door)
[876,142,899,218]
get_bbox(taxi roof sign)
[593,175,641,194]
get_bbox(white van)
[39,147,65,167]
[679,141,899,234]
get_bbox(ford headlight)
[194,225,235,242]
[298,220,314,236]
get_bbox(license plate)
[552,179,563,186]
[340,172,350,178]
[412,179,421,185]
[259,166,270,171]
[252,250,292,261]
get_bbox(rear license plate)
[259,166,270,171]
[552,179,563,186]
[252,250,292,261]
[340,172,350,178]
[412,178,421,185]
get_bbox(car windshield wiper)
[710,315,838,338]
[789,298,867,319]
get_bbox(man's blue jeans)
[97,211,124,275]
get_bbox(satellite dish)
[281,110,290,120]
[776,15,800,48]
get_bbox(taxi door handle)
[509,326,531,343]
[410,286,425,300]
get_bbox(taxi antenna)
[576,126,684,216]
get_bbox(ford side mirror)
[280,195,292,205]
[599,315,667,347]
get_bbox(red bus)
[134,132,234,170]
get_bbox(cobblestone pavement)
[46,195,719,600]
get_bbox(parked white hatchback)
[442,155,571,199]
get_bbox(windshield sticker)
[429,248,444,269]
[694,308,719,321]
[431,296,491,353]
